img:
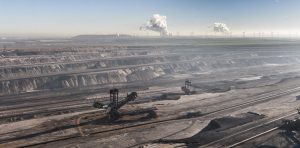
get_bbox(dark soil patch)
[201,112,264,132]
[159,112,265,146]
[177,111,202,119]
[131,93,182,104]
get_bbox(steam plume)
[213,23,230,34]
[140,14,168,36]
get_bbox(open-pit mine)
[1,36,300,148]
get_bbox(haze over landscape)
[0,0,300,37]
[2,1,300,148]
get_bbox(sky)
[0,0,300,37]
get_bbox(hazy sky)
[0,0,300,37]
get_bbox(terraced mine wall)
[1,40,300,95]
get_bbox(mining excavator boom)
[182,80,192,95]
[93,88,138,120]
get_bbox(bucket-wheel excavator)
[181,80,192,95]
[93,88,138,120]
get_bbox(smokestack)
[271,32,274,39]
[190,32,194,37]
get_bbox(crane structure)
[181,80,192,95]
[93,88,138,120]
